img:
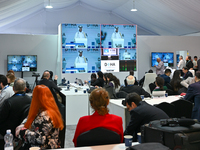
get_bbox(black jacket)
[0,92,31,137]
[124,101,169,141]
[91,77,104,87]
[186,60,193,70]
[120,85,150,97]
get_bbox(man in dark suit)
[185,71,200,121]
[120,75,150,97]
[186,56,194,70]
[0,78,31,149]
[124,92,169,141]
[159,69,171,86]
[182,66,193,80]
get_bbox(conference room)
[1,0,200,149]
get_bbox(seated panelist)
[73,88,124,147]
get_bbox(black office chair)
[154,102,175,118]
[76,127,121,147]
[116,91,128,98]
[171,99,193,118]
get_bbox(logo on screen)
[104,63,115,66]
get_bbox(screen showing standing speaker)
[151,52,174,67]
[61,23,137,73]
[7,55,37,72]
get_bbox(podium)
[111,39,124,48]
[74,38,87,48]
[123,54,131,60]
[75,63,88,73]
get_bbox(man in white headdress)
[111,26,123,39]
[74,26,87,39]
[75,50,87,64]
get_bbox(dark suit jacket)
[183,71,193,80]
[186,60,193,70]
[160,74,171,86]
[91,77,104,87]
[185,81,200,121]
[0,92,31,137]
[124,101,169,141]
[120,85,150,97]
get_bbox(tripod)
[32,75,40,91]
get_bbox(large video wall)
[61,23,137,73]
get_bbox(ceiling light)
[45,0,53,9]
[131,0,137,11]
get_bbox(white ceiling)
[1,0,200,35]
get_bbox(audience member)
[185,56,193,70]
[197,57,200,71]
[124,92,169,141]
[0,78,31,148]
[15,85,64,149]
[159,69,171,86]
[153,76,167,91]
[90,73,97,85]
[124,70,138,86]
[177,55,185,70]
[6,73,16,87]
[91,71,104,87]
[107,73,120,93]
[193,56,198,72]
[0,74,14,107]
[7,69,15,75]
[73,88,123,147]
[120,76,150,97]
[154,58,165,75]
[49,70,58,85]
[182,66,193,79]
[170,70,183,93]
[139,69,153,86]
[180,76,195,89]
[38,71,65,119]
[185,71,200,121]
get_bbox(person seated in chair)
[139,69,153,86]
[182,67,193,80]
[153,76,168,91]
[120,75,150,97]
[73,88,123,147]
[124,70,138,86]
[159,69,171,86]
[124,92,169,142]
[185,71,200,121]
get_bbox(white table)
[108,96,182,129]
[60,84,90,126]
[51,142,139,150]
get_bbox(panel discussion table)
[59,83,90,126]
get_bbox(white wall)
[0,34,58,87]
[137,36,200,78]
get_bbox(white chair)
[189,69,195,77]
[142,73,157,94]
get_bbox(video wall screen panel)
[151,52,174,67]
[61,23,137,73]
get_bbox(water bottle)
[4,129,13,150]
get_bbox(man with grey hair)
[177,55,185,70]
[0,78,31,148]
[120,76,150,97]
[154,58,164,75]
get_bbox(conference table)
[59,83,90,126]
[51,142,139,150]
[108,95,183,129]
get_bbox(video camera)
[32,72,40,77]
[160,118,196,127]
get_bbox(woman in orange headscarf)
[15,85,64,149]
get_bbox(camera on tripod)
[32,72,40,77]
